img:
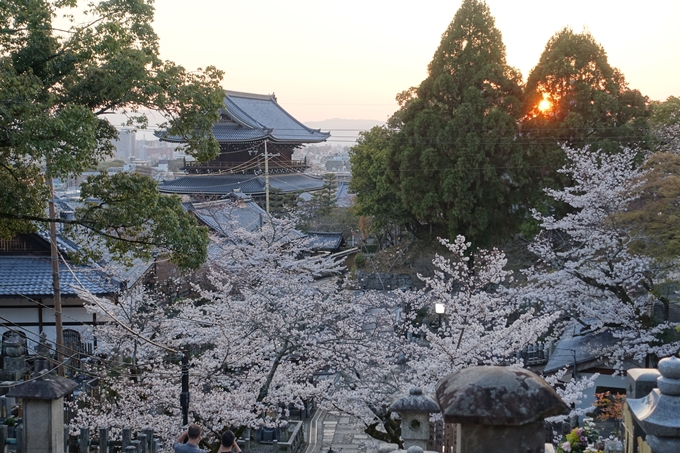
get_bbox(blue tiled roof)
[306,232,344,251]
[159,174,324,195]
[0,197,154,300]
[159,174,264,195]
[0,257,118,297]
[336,181,354,208]
[156,91,330,144]
[211,123,268,142]
[188,199,267,234]
[268,174,325,192]
[543,321,618,373]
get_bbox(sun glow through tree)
[538,94,552,113]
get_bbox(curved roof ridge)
[266,100,329,139]
[224,90,275,101]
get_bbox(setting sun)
[538,94,552,113]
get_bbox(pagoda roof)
[157,90,330,145]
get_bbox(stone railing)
[272,421,305,453]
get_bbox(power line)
[0,314,180,379]
[0,283,94,327]
[57,253,179,354]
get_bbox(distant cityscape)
[110,129,355,175]
[111,129,184,165]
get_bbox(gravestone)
[34,332,52,373]
[1,331,27,380]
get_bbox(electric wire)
[0,315,181,379]
[56,252,179,354]
[0,282,95,328]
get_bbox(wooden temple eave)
[182,141,308,174]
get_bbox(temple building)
[157,91,330,198]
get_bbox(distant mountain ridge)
[303,118,384,144]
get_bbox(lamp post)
[435,303,446,328]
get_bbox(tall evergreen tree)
[312,173,338,218]
[388,0,524,243]
[521,28,649,197]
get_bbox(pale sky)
[151,0,679,123]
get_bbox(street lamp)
[435,303,446,328]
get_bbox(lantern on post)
[390,387,440,450]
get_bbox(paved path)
[305,410,380,453]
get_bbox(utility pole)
[48,175,65,377]
[263,139,280,215]
[180,351,190,426]
[264,140,270,215]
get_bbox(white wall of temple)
[0,296,98,352]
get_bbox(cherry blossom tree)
[521,146,680,367]
[329,236,561,443]
[400,236,558,385]
[70,214,399,448]
[69,208,591,449]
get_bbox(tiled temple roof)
[156,91,330,144]
[306,232,344,251]
[0,257,117,297]
[0,198,153,297]
[186,198,267,234]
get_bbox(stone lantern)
[435,366,567,453]
[627,355,680,453]
[7,375,78,453]
[390,387,440,450]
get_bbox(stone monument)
[1,331,27,380]
[34,332,52,373]
[435,366,567,453]
[7,375,78,453]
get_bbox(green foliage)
[349,126,413,233]
[521,28,649,197]
[354,252,366,268]
[649,96,680,153]
[0,0,224,269]
[74,172,209,269]
[167,158,185,172]
[613,152,680,260]
[650,96,680,128]
[311,173,338,217]
[268,187,298,216]
[387,0,525,244]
